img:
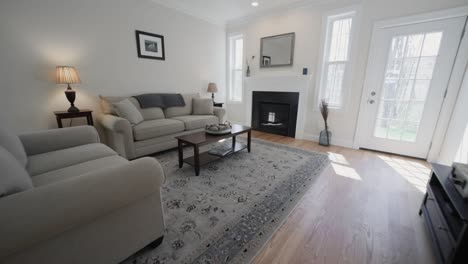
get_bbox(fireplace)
[251,91,299,137]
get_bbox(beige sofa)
[0,126,165,264]
[98,93,226,159]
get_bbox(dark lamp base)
[67,105,80,113]
[64,87,79,113]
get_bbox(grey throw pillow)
[0,146,33,197]
[0,127,28,167]
[113,99,144,125]
[193,98,214,115]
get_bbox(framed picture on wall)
[135,30,165,60]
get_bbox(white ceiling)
[152,0,322,25]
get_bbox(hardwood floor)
[247,131,436,264]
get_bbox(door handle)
[368,99,375,104]
[370,91,376,96]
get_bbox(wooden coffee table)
[176,124,251,176]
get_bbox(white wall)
[0,0,226,133]
[225,0,468,147]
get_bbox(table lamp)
[56,66,81,112]
[207,82,218,101]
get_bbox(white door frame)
[354,6,468,161]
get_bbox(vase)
[319,129,331,146]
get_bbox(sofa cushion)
[128,97,165,121]
[133,119,185,141]
[99,95,165,121]
[0,127,28,167]
[0,147,33,197]
[193,98,214,115]
[164,93,199,118]
[32,155,128,187]
[171,115,219,130]
[26,143,117,176]
[113,99,144,125]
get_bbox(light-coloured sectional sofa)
[0,126,165,264]
[98,93,226,159]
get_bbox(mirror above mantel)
[260,32,295,68]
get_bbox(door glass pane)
[389,36,407,59]
[401,58,418,79]
[397,79,414,101]
[416,57,436,79]
[385,59,403,79]
[421,32,442,56]
[373,31,443,142]
[377,100,396,119]
[405,34,424,57]
[375,119,389,138]
[388,119,403,140]
[412,80,430,101]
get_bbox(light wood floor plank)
[248,131,436,264]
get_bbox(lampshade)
[56,66,81,84]
[207,83,218,93]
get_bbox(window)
[318,11,355,109]
[228,34,244,102]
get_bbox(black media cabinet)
[420,164,468,264]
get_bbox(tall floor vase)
[319,129,331,146]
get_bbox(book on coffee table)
[208,145,233,157]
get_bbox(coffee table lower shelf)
[183,142,247,167]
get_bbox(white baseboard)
[302,133,356,149]
[226,124,356,149]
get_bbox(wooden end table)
[54,109,94,128]
[176,124,251,176]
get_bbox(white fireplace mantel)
[245,75,311,139]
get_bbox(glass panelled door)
[359,16,466,158]
[374,32,443,142]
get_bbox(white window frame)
[315,7,360,111]
[227,33,244,103]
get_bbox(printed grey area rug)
[124,138,329,264]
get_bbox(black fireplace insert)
[251,91,299,137]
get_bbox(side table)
[54,109,94,128]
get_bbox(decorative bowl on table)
[205,122,232,135]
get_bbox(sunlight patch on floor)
[328,152,349,165]
[331,163,362,181]
[378,155,430,192]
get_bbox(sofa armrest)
[213,107,226,124]
[19,126,100,156]
[0,157,165,259]
[98,114,135,159]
